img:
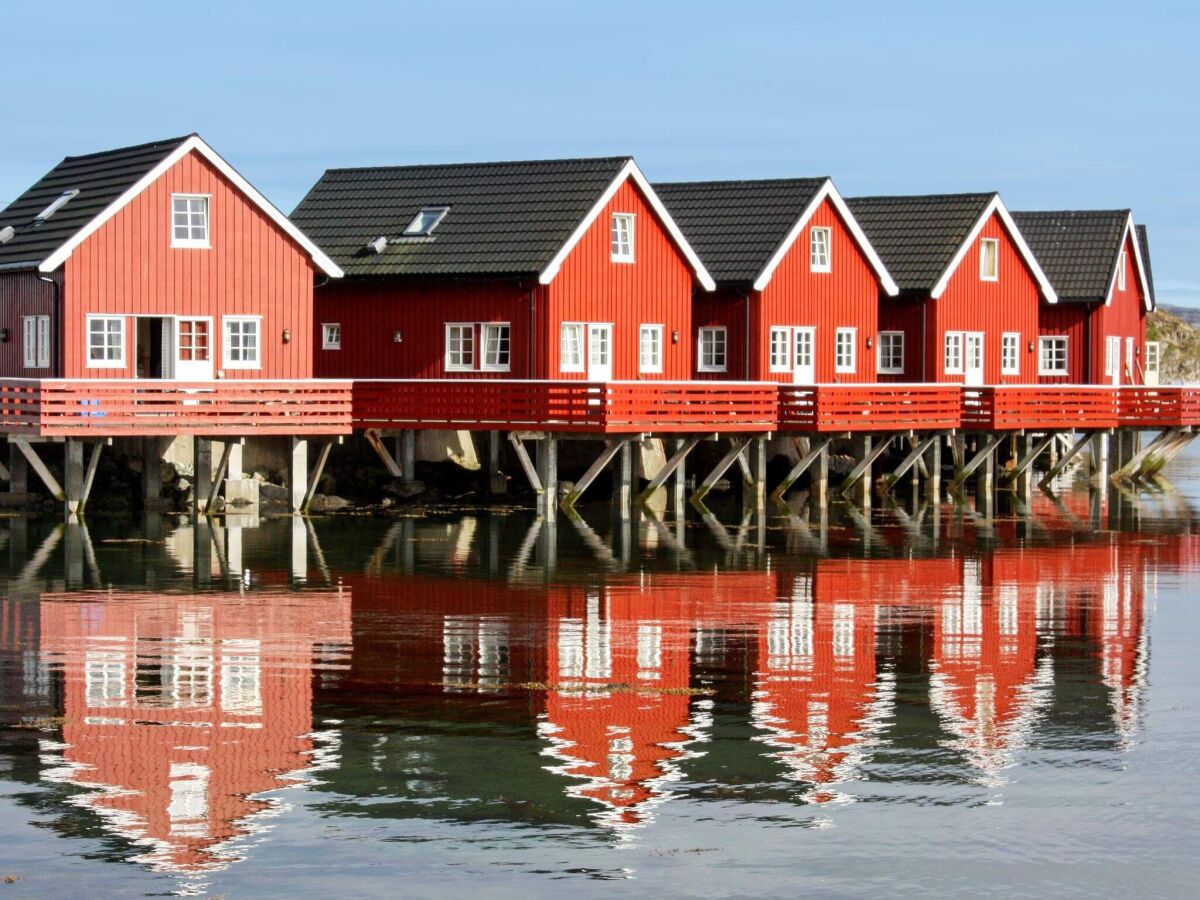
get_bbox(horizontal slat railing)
[352,380,778,433]
[962,386,1119,431]
[1117,386,1200,428]
[779,384,963,432]
[0,379,353,437]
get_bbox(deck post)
[975,440,995,517]
[400,430,416,481]
[536,433,559,521]
[64,439,85,518]
[925,435,942,503]
[1089,432,1110,486]
[288,436,309,514]
[193,437,213,516]
[845,435,876,509]
[751,437,767,509]
[671,437,688,516]
[486,431,505,495]
[614,439,633,516]
[813,440,830,508]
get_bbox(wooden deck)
[1117,387,1200,428]
[963,386,1120,431]
[779,384,962,432]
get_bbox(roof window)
[404,206,449,236]
[34,189,80,225]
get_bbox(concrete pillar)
[193,437,214,515]
[223,440,258,509]
[288,436,308,514]
[65,438,84,518]
[486,431,506,495]
[400,430,416,481]
[813,441,829,509]
[614,439,632,517]
[852,435,872,510]
[1090,432,1110,486]
[751,436,767,510]
[975,445,995,519]
[536,434,558,521]
[8,444,27,494]
[671,437,688,520]
[925,437,942,504]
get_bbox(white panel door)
[1126,337,1135,384]
[587,324,612,381]
[175,318,214,381]
[793,327,816,384]
[1106,336,1121,385]
[964,333,985,386]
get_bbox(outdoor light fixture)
[866,336,873,349]
[1136,345,1142,356]
[393,331,404,343]
[672,330,679,344]
[282,328,292,344]
[0,328,8,343]
[1028,340,1035,353]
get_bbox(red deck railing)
[352,380,778,433]
[0,379,353,437]
[1117,386,1200,428]
[962,386,1119,431]
[778,384,963,432]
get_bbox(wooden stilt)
[770,436,833,502]
[638,435,700,502]
[536,434,558,521]
[560,438,625,510]
[693,436,752,504]
[1039,431,1095,488]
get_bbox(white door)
[587,324,612,381]
[964,333,984,386]
[793,327,816,384]
[1105,336,1121,385]
[1125,337,1135,383]
[175,318,214,381]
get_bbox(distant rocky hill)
[1148,305,1200,384]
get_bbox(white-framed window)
[404,206,449,236]
[222,316,260,369]
[445,323,475,371]
[171,194,210,248]
[560,323,585,372]
[611,213,635,262]
[1117,252,1127,291]
[944,331,964,374]
[1038,336,1068,376]
[698,326,727,372]
[835,327,856,373]
[1001,332,1020,376]
[322,323,341,350]
[22,315,50,369]
[639,324,663,374]
[1104,336,1120,377]
[481,322,511,372]
[979,237,999,281]
[877,331,904,374]
[178,318,211,362]
[86,315,125,368]
[769,326,791,372]
[810,226,832,273]
[1145,341,1161,375]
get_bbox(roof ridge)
[848,191,997,202]
[60,134,195,163]
[654,176,830,187]
[1011,208,1131,217]
[321,155,633,175]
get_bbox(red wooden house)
[847,193,1058,385]
[291,157,714,381]
[0,135,341,382]
[1012,210,1155,385]
[654,178,898,382]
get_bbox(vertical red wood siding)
[693,289,748,380]
[62,150,317,380]
[0,272,57,377]
[877,295,925,382]
[1037,303,1090,384]
[1090,232,1149,384]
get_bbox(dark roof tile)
[1011,209,1129,303]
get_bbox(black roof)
[1010,209,1132,304]
[652,178,827,285]
[0,136,191,270]
[845,193,996,293]
[1136,224,1155,306]
[290,156,635,278]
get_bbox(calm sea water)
[2,454,1199,898]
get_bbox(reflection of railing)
[353,379,778,433]
[1117,386,1200,428]
[962,386,1119,430]
[0,379,353,436]
[779,384,962,432]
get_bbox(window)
[810,227,832,273]
[877,331,904,374]
[322,323,341,350]
[445,323,475,371]
[698,326,727,372]
[404,206,449,236]
[1038,336,1068,375]
[769,327,791,372]
[222,317,260,369]
[560,323,585,372]
[171,194,210,248]
[1117,252,1127,291]
[639,324,663,374]
[611,213,635,262]
[944,332,964,374]
[1145,342,1161,376]
[87,316,125,368]
[1104,336,1120,377]
[22,315,50,369]
[979,237,999,281]
[482,323,511,371]
[1001,333,1020,375]
[835,327,856,373]
[178,319,210,362]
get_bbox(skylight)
[34,189,80,225]
[403,206,449,236]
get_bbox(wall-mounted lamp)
[671,330,679,345]
[865,336,873,349]
[0,328,9,343]
[282,328,291,344]
[1136,345,1142,357]
[393,330,404,343]
[1028,340,1035,353]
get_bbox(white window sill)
[811,265,831,274]
[223,361,262,370]
[171,241,211,250]
[1038,369,1068,377]
[611,255,635,264]
[87,360,125,369]
[979,275,998,283]
[698,366,727,373]
[480,365,511,373]
[877,367,904,375]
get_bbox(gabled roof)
[847,192,1057,302]
[291,157,716,289]
[1011,209,1152,310]
[0,134,342,277]
[653,178,898,294]
[1136,224,1155,307]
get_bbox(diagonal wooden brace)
[1003,433,1056,482]
[949,433,1007,491]
[637,435,700,502]
[880,435,937,493]
[692,437,752,504]
[770,436,832,502]
[1038,432,1094,488]
[508,432,542,494]
[561,438,625,511]
[839,436,893,499]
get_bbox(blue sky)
[2,1,1196,304]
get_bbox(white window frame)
[23,315,50,369]
[1001,332,1020,376]
[404,205,450,236]
[1117,252,1127,291]
[445,323,476,372]
[170,193,211,249]
[1145,341,1160,375]
[876,331,904,375]
[979,237,999,282]
[639,324,663,374]
[768,326,791,373]
[321,323,341,350]
[611,213,635,263]
[944,331,964,375]
[697,326,727,373]
[222,316,261,370]
[1038,336,1069,376]
[481,322,512,372]
[86,315,126,369]
[810,226,832,273]
[835,327,857,374]
[1104,336,1120,377]
[560,323,585,373]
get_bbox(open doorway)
[135,317,173,379]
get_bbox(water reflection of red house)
[38,590,350,875]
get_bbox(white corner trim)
[538,160,717,291]
[1103,213,1154,311]
[39,135,344,278]
[929,195,1058,304]
[752,179,900,296]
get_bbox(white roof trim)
[751,180,899,295]
[929,195,1058,304]
[1103,213,1153,311]
[38,135,343,278]
[538,159,717,291]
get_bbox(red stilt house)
[291,158,714,381]
[653,178,898,382]
[847,193,1058,384]
[1012,210,1156,385]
